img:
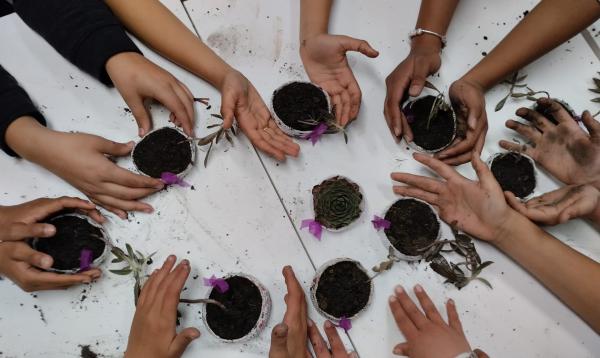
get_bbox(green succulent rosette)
[312,176,363,230]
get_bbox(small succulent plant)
[589,72,600,117]
[110,243,156,305]
[312,176,363,230]
[184,114,237,167]
[495,71,551,112]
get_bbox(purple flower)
[337,317,352,331]
[302,123,328,145]
[402,105,416,124]
[204,275,229,293]
[79,249,93,271]
[300,219,323,240]
[160,172,191,187]
[371,215,391,231]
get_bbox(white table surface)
[0,0,599,357]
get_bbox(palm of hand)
[301,34,352,83]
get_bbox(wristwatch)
[409,28,447,48]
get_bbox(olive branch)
[589,72,600,118]
[495,71,550,112]
[181,114,237,167]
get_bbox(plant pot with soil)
[132,127,196,179]
[402,82,457,153]
[301,176,364,240]
[310,258,373,322]
[533,98,578,125]
[201,273,271,343]
[31,213,110,274]
[380,197,441,261]
[488,152,537,200]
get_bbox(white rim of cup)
[31,213,111,274]
[404,95,457,154]
[310,257,374,322]
[487,152,538,202]
[377,197,443,261]
[310,175,365,233]
[270,81,332,138]
[201,273,272,343]
[131,126,196,179]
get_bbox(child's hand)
[391,152,515,243]
[388,285,478,358]
[106,52,195,137]
[506,183,600,226]
[306,320,357,358]
[220,70,300,161]
[500,99,600,187]
[300,34,379,126]
[125,256,199,358]
[0,197,102,292]
[384,45,440,141]
[437,77,489,165]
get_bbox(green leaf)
[126,244,135,259]
[473,261,494,276]
[475,277,493,289]
[343,131,348,144]
[207,124,221,129]
[526,96,538,101]
[510,93,528,98]
[515,74,528,82]
[513,84,528,88]
[210,113,224,120]
[204,140,214,168]
[588,88,600,94]
[111,258,124,263]
[591,98,600,103]
[495,95,509,112]
[593,78,600,88]
[225,131,234,145]
[110,268,132,275]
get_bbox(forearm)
[5,116,55,164]
[408,0,459,52]
[104,0,232,88]
[300,0,332,41]
[495,213,600,333]
[462,0,600,90]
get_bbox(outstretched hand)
[219,71,300,161]
[301,34,379,126]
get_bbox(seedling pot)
[487,152,538,201]
[403,94,457,154]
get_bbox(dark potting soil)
[34,216,105,271]
[491,152,536,198]
[272,82,330,131]
[534,99,575,125]
[79,345,98,358]
[315,261,371,319]
[206,276,263,340]
[132,127,192,178]
[405,95,455,151]
[384,198,440,256]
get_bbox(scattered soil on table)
[79,345,98,358]
[272,82,330,131]
[491,152,536,198]
[315,260,371,318]
[206,276,262,340]
[534,99,575,125]
[133,127,192,178]
[34,216,105,271]
[405,95,455,152]
[313,176,363,230]
[384,198,440,256]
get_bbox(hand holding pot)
[391,152,516,242]
[219,70,300,161]
[384,44,441,141]
[106,52,195,137]
[125,256,200,358]
[388,284,485,358]
[300,34,379,126]
[499,100,600,187]
[506,183,600,226]
[0,197,102,292]
[436,77,488,165]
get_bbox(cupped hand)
[36,131,164,219]
[388,284,483,358]
[300,34,379,126]
[506,183,600,226]
[384,45,441,141]
[391,152,515,242]
[437,77,488,165]
[499,99,600,186]
[0,197,103,292]
[125,256,200,358]
[106,52,195,137]
[219,70,300,161]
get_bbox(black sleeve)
[0,65,46,157]
[13,0,142,86]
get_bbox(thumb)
[268,323,289,358]
[1,222,56,242]
[99,139,134,157]
[408,60,430,97]
[338,35,379,58]
[220,94,236,129]
[169,327,200,358]
[127,96,152,137]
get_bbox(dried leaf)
[225,131,233,145]
[110,268,133,275]
[207,124,221,129]
[510,93,529,98]
[204,141,214,168]
[495,95,509,112]
[126,244,135,259]
[591,98,600,103]
[594,78,600,88]
[588,88,600,94]
[211,113,224,120]
[515,74,528,82]
[475,277,493,289]
[111,258,124,263]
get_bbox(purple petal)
[301,219,323,241]
[338,317,352,331]
[371,215,391,231]
[160,172,191,188]
[402,106,416,124]
[204,275,230,293]
[302,123,328,146]
[79,249,93,271]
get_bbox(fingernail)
[414,284,423,293]
[143,207,153,214]
[394,127,401,137]
[308,319,314,327]
[448,298,455,306]
[393,346,403,354]
[43,224,56,236]
[155,183,165,189]
[394,285,404,295]
[349,352,359,358]
[389,295,397,303]
[167,255,176,262]
[190,330,200,339]
[182,259,190,267]
[324,320,333,328]
[138,128,145,137]
[41,256,53,268]
[275,324,288,337]
[92,272,102,279]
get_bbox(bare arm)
[463,0,600,90]
[300,0,332,42]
